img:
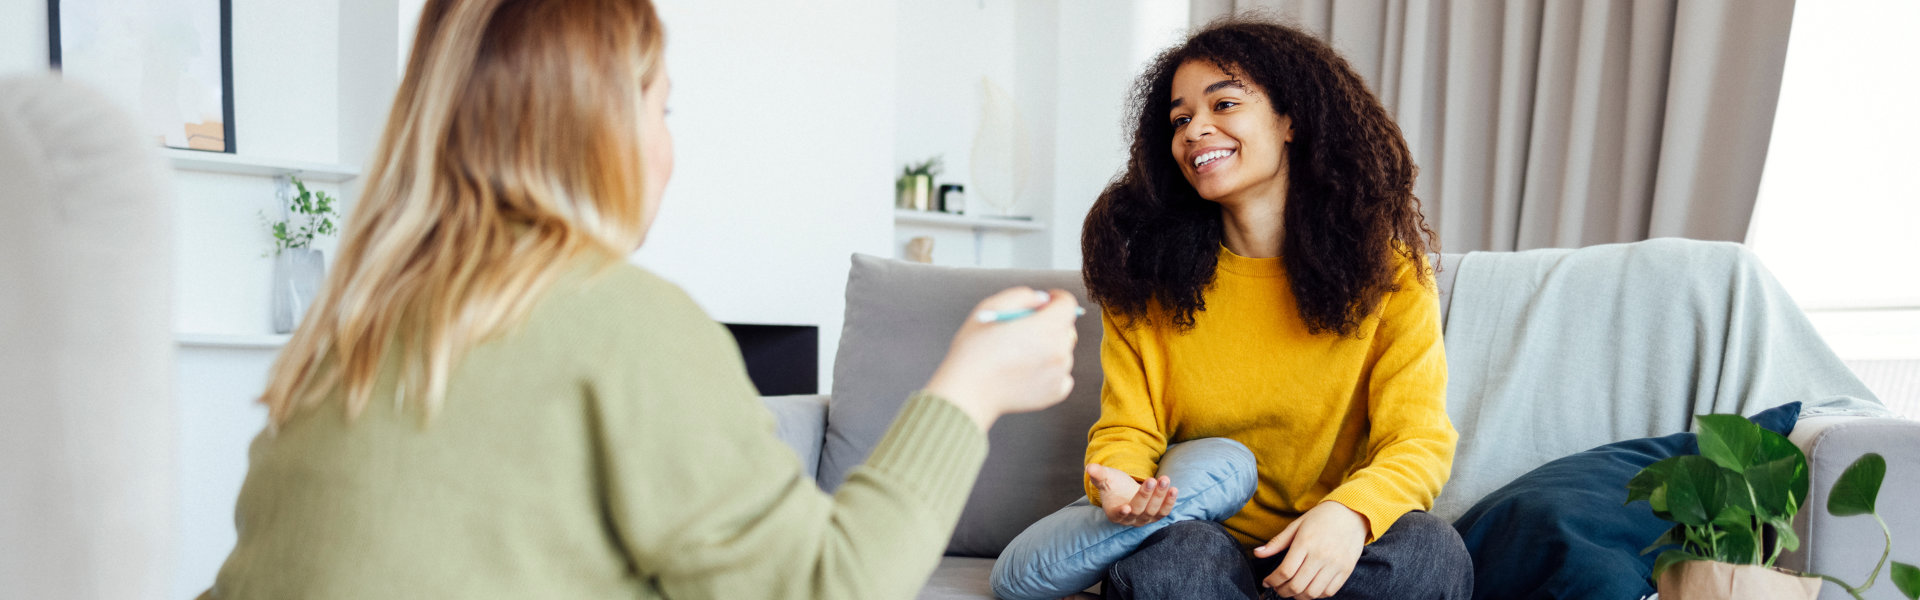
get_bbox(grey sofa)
[761,249,1919,600]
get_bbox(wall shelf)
[163,148,360,182]
[175,333,291,350]
[894,209,1045,232]
[893,209,1046,266]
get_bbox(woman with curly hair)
[1078,17,1470,600]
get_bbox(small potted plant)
[261,176,339,334]
[897,156,941,211]
[1626,414,1920,600]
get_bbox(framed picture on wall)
[48,0,237,153]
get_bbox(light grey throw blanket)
[1432,239,1887,521]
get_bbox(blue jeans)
[1104,512,1471,600]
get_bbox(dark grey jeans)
[1104,512,1471,600]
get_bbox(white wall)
[892,0,1040,268]
[0,0,46,77]
[895,0,1017,202]
[1010,0,1062,267]
[1045,0,1191,271]
[635,0,897,386]
[892,0,1191,271]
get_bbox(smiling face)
[1167,60,1293,206]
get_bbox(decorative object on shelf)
[48,0,236,153]
[262,176,339,334]
[1626,413,1920,600]
[938,183,966,214]
[897,156,941,211]
[905,236,934,264]
[970,77,1031,216]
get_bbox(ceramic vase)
[271,247,325,334]
[897,174,933,210]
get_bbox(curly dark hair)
[1081,16,1436,336]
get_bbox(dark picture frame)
[48,0,237,153]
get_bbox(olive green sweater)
[210,259,987,599]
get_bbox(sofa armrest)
[762,394,829,481]
[1780,416,1920,599]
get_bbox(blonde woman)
[204,0,1080,598]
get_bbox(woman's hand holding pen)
[924,287,1083,431]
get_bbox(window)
[1746,0,1920,417]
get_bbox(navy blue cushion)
[1451,402,1802,600]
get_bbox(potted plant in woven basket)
[1626,414,1920,600]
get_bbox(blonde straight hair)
[261,0,665,427]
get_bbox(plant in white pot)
[1626,414,1920,600]
[261,176,339,334]
[896,156,941,211]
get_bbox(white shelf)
[175,333,291,349]
[163,148,360,182]
[894,209,1045,232]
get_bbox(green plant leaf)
[1745,454,1806,519]
[1891,561,1920,600]
[1828,453,1887,517]
[1755,430,1803,463]
[1716,516,1760,564]
[1642,524,1687,556]
[1664,456,1730,526]
[1652,549,1709,581]
[1721,469,1757,516]
[1712,504,1753,529]
[1628,457,1682,505]
[1697,414,1764,472]
[1757,431,1811,515]
[1649,486,1670,518]
[1768,517,1800,554]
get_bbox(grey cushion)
[760,394,828,480]
[822,254,1105,558]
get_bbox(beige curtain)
[1190,0,1795,252]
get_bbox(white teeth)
[1193,149,1233,168]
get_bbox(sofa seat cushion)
[917,556,997,600]
[760,394,828,480]
[1450,401,1802,600]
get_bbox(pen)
[974,294,1088,323]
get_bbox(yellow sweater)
[1085,246,1456,547]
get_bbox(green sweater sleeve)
[587,273,986,599]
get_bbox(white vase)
[271,248,325,334]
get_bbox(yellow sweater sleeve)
[1319,261,1457,542]
[1083,311,1167,506]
